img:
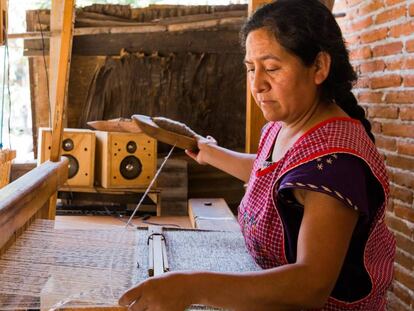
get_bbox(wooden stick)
[147,226,167,277]
[87,118,142,133]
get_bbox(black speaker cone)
[62,138,74,151]
[120,156,142,180]
[126,141,137,153]
[62,154,79,179]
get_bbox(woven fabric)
[238,117,395,310]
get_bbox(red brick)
[395,233,414,255]
[387,294,412,311]
[388,214,411,236]
[403,75,414,87]
[360,60,385,73]
[387,154,414,171]
[386,0,407,5]
[373,42,403,57]
[368,106,398,118]
[385,91,414,103]
[387,58,414,70]
[391,280,414,307]
[407,39,414,52]
[349,16,373,32]
[391,185,413,204]
[357,91,383,103]
[392,170,414,189]
[376,6,406,24]
[390,21,414,38]
[405,58,414,69]
[394,203,414,223]
[397,141,414,157]
[358,0,384,15]
[400,107,414,120]
[370,75,402,89]
[383,123,414,138]
[361,28,388,43]
[394,266,414,291]
[344,34,359,46]
[350,46,372,60]
[410,3,414,16]
[376,135,397,151]
[371,120,382,133]
[395,251,414,277]
[355,77,370,88]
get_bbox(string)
[46,144,176,310]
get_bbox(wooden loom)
[0,0,269,309]
[0,0,74,247]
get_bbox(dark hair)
[240,0,375,142]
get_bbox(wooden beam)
[49,0,75,134]
[0,159,68,250]
[24,29,244,56]
[47,0,75,219]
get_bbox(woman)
[119,1,395,310]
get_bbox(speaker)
[95,131,157,188]
[38,128,96,187]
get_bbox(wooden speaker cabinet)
[38,128,96,187]
[95,131,157,188]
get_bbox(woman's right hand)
[185,135,217,165]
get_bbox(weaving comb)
[132,114,198,151]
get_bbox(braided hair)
[240,0,375,142]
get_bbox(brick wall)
[333,0,414,309]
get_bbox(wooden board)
[0,149,16,189]
[87,118,142,133]
[24,30,244,56]
[132,114,198,151]
[188,198,239,232]
[0,159,68,250]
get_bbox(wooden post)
[245,0,272,154]
[47,0,75,219]
[0,0,7,46]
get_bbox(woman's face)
[244,28,320,123]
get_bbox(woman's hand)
[118,272,194,311]
[185,135,217,165]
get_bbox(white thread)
[47,144,176,310]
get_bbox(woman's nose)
[251,70,269,94]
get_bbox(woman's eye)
[266,68,279,72]
[246,68,255,73]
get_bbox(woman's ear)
[314,51,331,85]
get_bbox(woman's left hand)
[118,272,193,311]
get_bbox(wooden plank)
[24,30,244,56]
[49,0,75,157]
[0,159,68,250]
[87,118,143,133]
[0,0,7,45]
[188,198,239,232]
